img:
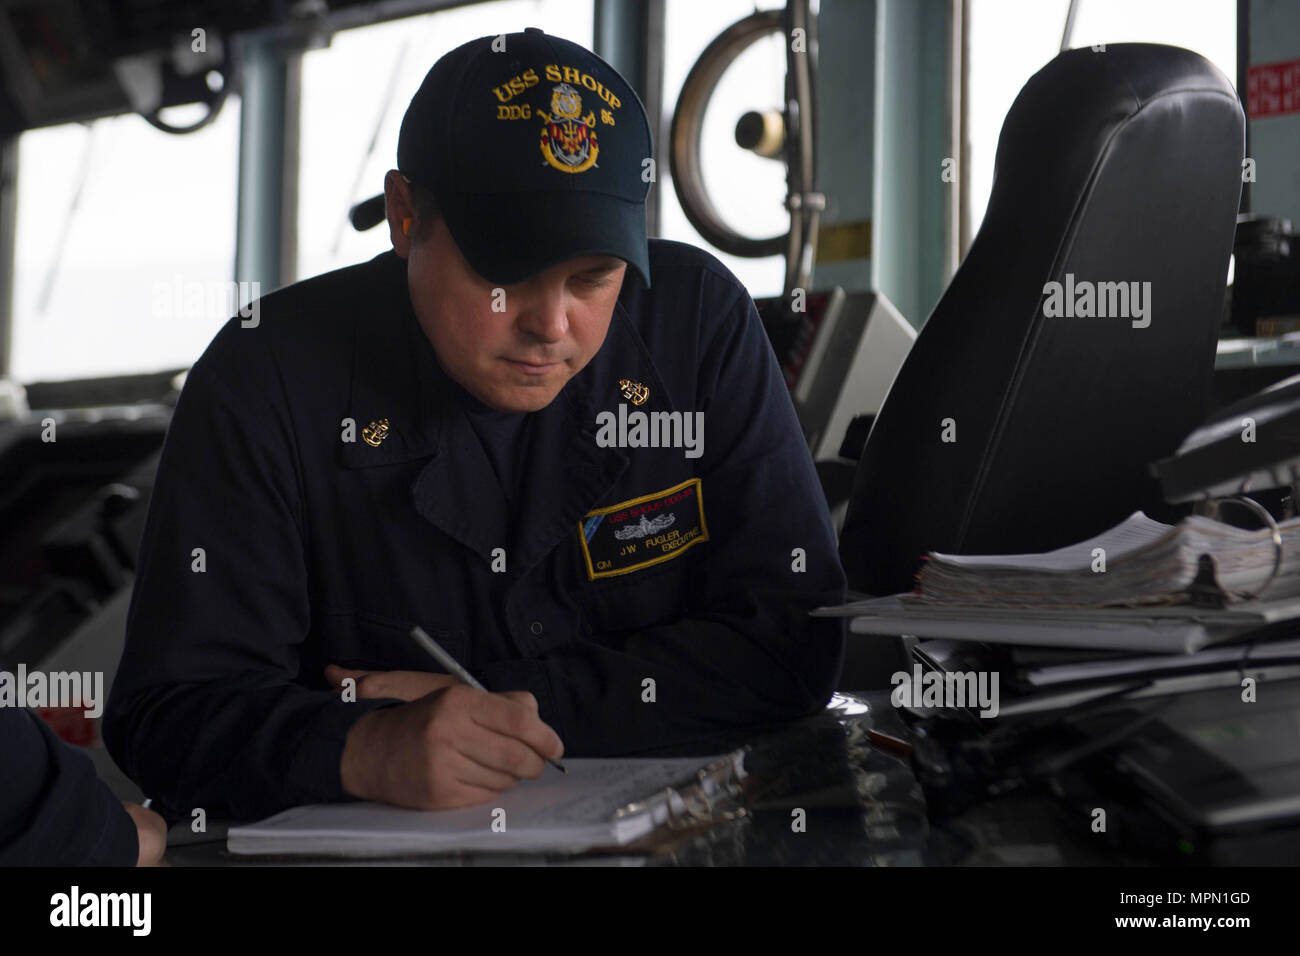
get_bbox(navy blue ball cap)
[397,28,652,288]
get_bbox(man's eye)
[576,275,611,288]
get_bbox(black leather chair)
[839,44,1244,632]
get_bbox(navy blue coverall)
[0,707,136,864]
[103,238,845,822]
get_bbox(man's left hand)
[325,664,458,702]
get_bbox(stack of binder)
[816,509,1300,713]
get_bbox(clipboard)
[225,751,752,858]
[611,749,751,853]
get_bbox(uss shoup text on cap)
[397,27,653,288]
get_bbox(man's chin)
[487,379,565,413]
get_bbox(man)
[1,706,166,865]
[104,28,844,822]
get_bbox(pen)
[408,626,567,774]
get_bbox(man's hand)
[121,801,167,866]
[325,664,458,702]
[339,684,564,811]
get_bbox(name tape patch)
[578,478,708,579]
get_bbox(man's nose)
[515,282,570,342]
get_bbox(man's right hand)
[339,685,564,810]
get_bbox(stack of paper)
[917,511,1300,607]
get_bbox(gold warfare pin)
[362,418,390,447]
[619,379,649,406]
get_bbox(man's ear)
[383,169,415,257]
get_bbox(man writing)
[104,28,845,822]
